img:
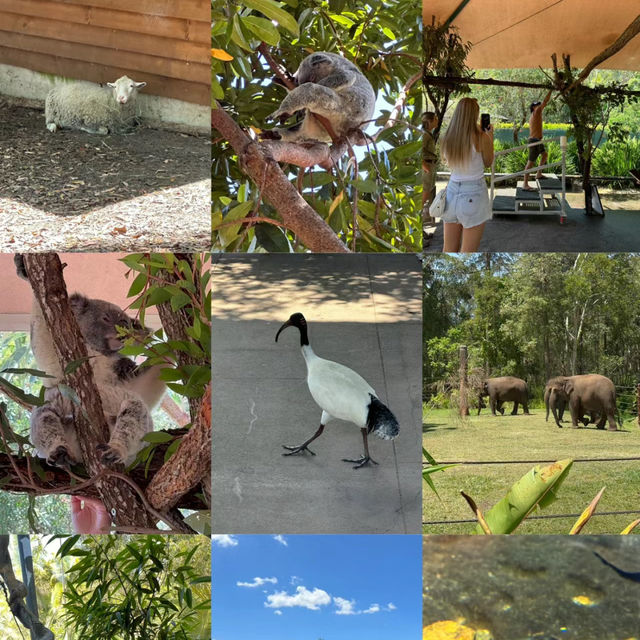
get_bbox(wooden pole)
[636,383,640,427]
[459,345,470,416]
[422,74,640,96]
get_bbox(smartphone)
[481,113,491,131]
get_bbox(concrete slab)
[211,254,422,534]
[425,187,640,252]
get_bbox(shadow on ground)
[0,104,209,215]
[212,254,422,534]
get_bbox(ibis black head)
[275,312,309,346]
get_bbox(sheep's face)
[107,76,147,105]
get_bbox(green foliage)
[212,0,423,251]
[54,535,210,639]
[591,138,640,181]
[474,459,573,534]
[120,253,211,400]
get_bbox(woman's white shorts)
[441,178,492,228]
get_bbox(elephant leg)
[606,411,617,431]
[490,397,497,416]
[523,400,530,414]
[511,401,518,415]
[569,398,580,428]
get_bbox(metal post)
[459,345,469,416]
[560,135,567,224]
[17,535,38,640]
[637,383,640,427]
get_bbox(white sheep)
[45,76,147,135]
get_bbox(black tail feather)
[366,394,399,440]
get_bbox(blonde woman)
[440,97,494,252]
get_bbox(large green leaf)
[474,459,574,534]
[242,0,300,37]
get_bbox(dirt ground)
[0,103,210,251]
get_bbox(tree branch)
[146,384,211,512]
[212,103,350,253]
[377,71,421,136]
[0,430,207,510]
[21,254,157,529]
[571,14,640,88]
[0,536,54,640]
[424,74,640,96]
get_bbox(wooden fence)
[0,0,210,104]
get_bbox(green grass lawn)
[423,406,640,535]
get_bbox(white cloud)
[265,586,331,611]
[333,598,393,615]
[334,597,356,615]
[237,576,278,588]
[211,535,238,548]
[290,575,302,585]
[273,535,288,546]
[274,610,282,616]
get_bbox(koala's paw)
[96,443,126,465]
[47,445,74,468]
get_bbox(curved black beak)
[275,319,292,342]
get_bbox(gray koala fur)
[15,256,167,468]
[267,51,375,143]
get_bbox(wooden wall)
[0,0,210,104]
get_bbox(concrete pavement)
[211,254,422,534]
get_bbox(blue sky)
[211,534,422,640]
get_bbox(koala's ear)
[69,294,90,315]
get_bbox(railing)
[489,135,568,219]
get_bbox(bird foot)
[282,444,316,456]
[342,455,378,469]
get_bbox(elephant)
[545,377,595,427]
[544,376,567,423]
[478,376,529,416]
[546,374,621,431]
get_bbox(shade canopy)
[423,1,640,70]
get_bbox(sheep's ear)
[107,82,116,88]
[135,82,147,88]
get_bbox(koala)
[15,256,167,468]
[265,51,375,143]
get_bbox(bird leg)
[282,424,325,456]
[342,428,378,469]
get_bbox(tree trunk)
[146,384,211,512]
[22,254,157,529]
[0,536,54,640]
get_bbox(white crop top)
[449,144,485,182]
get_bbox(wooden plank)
[0,11,208,64]
[0,47,210,104]
[0,0,210,42]
[53,0,208,21]
[0,30,209,84]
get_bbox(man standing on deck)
[523,90,553,190]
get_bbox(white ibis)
[275,312,399,469]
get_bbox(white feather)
[302,345,376,427]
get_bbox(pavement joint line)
[366,254,408,534]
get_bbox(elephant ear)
[564,379,575,395]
